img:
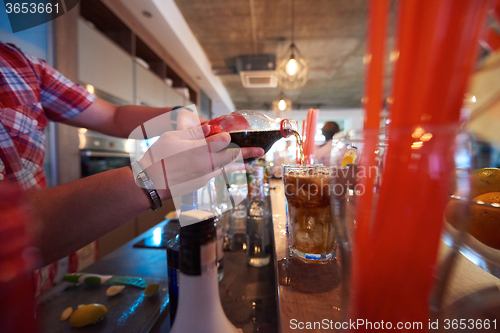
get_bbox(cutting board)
[37,277,168,333]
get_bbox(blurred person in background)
[314,121,340,165]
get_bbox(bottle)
[228,198,247,251]
[246,166,271,267]
[166,192,198,326]
[263,182,274,243]
[166,235,180,326]
[199,178,225,282]
[214,179,231,247]
[169,210,239,333]
[207,110,299,162]
[163,211,180,244]
[227,171,248,251]
[164,212,180,326]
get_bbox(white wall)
[78,18,188,109]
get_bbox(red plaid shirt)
[0,42,96,190]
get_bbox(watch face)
[138,172,149,182]
[130,158,162,210]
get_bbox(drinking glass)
[282,164,339,262]
[330,127,472,326]
[444,142,500,279]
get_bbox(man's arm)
[61,97,186,138]
[29,125,263,266]
[29,166,156,265]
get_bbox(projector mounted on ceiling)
[236,55,278,88]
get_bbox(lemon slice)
[144,283,160,296]
[60,307,73,321]
[70,304,108,328]
[166,211,179,219]
[342,150,358,166]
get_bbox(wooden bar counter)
[269,179,500,332]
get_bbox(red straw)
[349,0,490,327]
[303,108,319,163]
[308,109,319,154]
[493,0,500,24]
[303,111,311,156]
[303,111,310,164]
[480,27,500,52]
[352,0,389,286]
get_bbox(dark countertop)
[268,180,500,333]
[218,250,278,333]
[47,220,278,333]
[85,222,169,278]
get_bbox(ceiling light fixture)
[272,92,292,116]
[278,98,287,111]
[277,0,308,90]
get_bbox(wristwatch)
[130,161,162,211]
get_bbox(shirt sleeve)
[26,54,97,122]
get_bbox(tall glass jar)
[330,127,472,327]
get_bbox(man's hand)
[175,108,264,161]
[177,108,207,130]
[139,124,263,199]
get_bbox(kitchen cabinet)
[97,218,136,259]
[77,18,134,103]
[164,85,186,107]
[136,64,165,107]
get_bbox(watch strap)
[131,161,162,211]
